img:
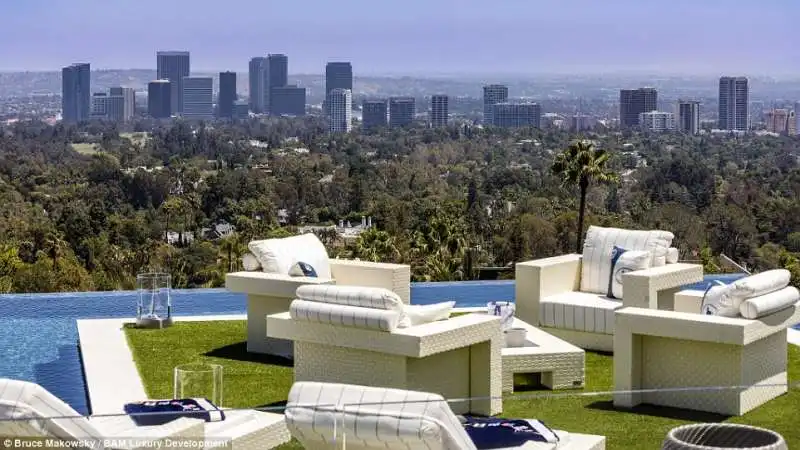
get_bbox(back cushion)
[296,285,403,311]
[248,233,332,279]
[581,226,674,294]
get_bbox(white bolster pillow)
[289,299,400,331]
[739,286,800,319]
[295,284,403,311]
[730,269,791,300]
[666,247,679,264]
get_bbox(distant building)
[248,57,267,113]
[750,100,765,125]
[181,76,213,120]
[619,88,657,128]
[91,93,108,119]
[362,100,388,131]
[108,87,135,122]
[764,108,795,135]
[718,76,749,131]
[676,100,700,135]
[328,88,352,133]
[325,62,353,116]
[388,97,415,128]
[157,51,190,114]
[430,94,449,128]
[148,80,172,119]
[491,102,541,128]
[483,84,508,125]
[62,63,91,123]
[270,86,306,116]
[267,54,289,113]
[639,111,675,132]
[795,101,800,134]
[218,71,237,119]
[571,114,594,132]
[233,101,250,120]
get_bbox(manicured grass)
[125,321,800,450]
[70,143,100,154]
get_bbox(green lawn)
[125,321,800,450]
[70,143,99,155]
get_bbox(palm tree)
[552,140,619,253]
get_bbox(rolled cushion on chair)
[666,247,679,264]
[248,233,332,279]
[295,284,403,311]
[398,301,456,328]
[242,253,261,271]
[289,299,400,331]
[739,286,800,319]
[729,269,791,301]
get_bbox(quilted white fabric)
[540,292,623,334]
[289,299,401,331]
[729,269,791,301]
[580,226,674,294]
[295,284,403,311]
[285,381,477,450]
[248,233,332,279]
[739,287,800,319]
[609,250,651,299]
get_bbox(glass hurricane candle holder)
[136,272,173,329]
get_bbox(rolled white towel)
[730,269,791,300]
[739,286,800,319]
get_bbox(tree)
[551,140,618,253]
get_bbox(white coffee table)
[501,318,585,393]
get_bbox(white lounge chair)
[285,381,606,450]
[226,232,411,358]
[0,378,204,449]
[515,225,704,351]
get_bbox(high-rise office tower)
[62,63,91,123]
[362,100,388,131]
[181,76,213,120]
[148,80,172,119]
[328,88,352,133]
[676,100,700,135]
[218,71,237,119]
[266,54,288,113]
[619,88,657,128]
[156,51,190,114]
[325,62,353,115]
[91,93,108,119]
[718,77,749,131]
[248,57,267,113]
[639,111,675,132]
[389,97,415,128]
[483,85,508,125]
[108,87,135,122]
[764,109,794,134]
[795,101,800,134]
[270,86,306,116]
[430,95,449,128]
[491,103,541,128]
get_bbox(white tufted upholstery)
[540,292,622,335]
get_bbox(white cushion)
[399,301,456,328]
[289,299,400,331]
[285,382,476,450]
[729,269,791,301]
[242,253,261,271]
[739,287,800,319]
[540,291,623,334]
[700,282,740,317]
[608,249,651,299]
[248,233,331,279]
[295,285,403,311]
[580,226,674,294]
[667,247,679,264]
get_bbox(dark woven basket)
[663,424,787,450]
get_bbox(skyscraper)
[270,86,306,116]
[181,76,213,120]
[62,63,91,123]
[389,97,415,128]
[677,100,700,135]
[266,54,288,113]
[108,87,135,122]
[619,88,657,128]
[325,62,353,115]
[491,103,541,128]
[328,88,352,133]
[218,71,237,119]
[362,100,388,131]
[718,77,749,131]
[639,111,675,132]
[764,109,794,134]
[248,57,267,113]
[148,80,172,119]
[156,51,190,114]
[483,85,508,125]
[430,95,449,128]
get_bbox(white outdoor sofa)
[225,232,411,357]
[284,381,607,450]
[515,226,704,352]
[267,284,504,416]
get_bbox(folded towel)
[124,398,225,426]
[462,416,559,449]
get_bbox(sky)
[0,0,797,76]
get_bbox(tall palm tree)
[552,140,619,253]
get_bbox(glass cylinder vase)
[136,272,173,328]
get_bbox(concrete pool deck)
[78,313,800,416]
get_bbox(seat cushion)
[540,292,623,334]
[581,226,674,294]
[248,233,332,279]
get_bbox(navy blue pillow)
[463,416,558,449]
[607,246,627,298]
[289,261,318,277]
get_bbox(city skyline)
[1,0,796,75]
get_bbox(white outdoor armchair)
[515,226,704,351]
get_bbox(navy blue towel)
[124,398,225,426]
[463,416,559,449]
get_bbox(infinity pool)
[0,275,750,415]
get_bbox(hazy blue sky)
[0,0,796,75]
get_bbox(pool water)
[0,274,758,415]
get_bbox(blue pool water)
[0,274,760,415]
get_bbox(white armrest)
[226,271,333,298]
[329,259,411,304]
[621,263,703,310]
[515,254,582,326]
